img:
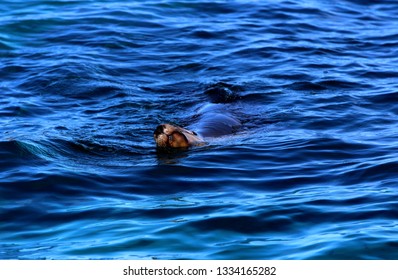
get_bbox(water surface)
[1,0,398,259]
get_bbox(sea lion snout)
[154,124,165,138]
[153,124,169,148]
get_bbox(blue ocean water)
[1,0,398,259]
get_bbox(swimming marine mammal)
[154,103,241,149]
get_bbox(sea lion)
[154,103,241,149]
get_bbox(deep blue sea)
[1,0,398,260]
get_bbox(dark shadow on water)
[203,82,242,103]
[155,147,189,165]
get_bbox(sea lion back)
[191,112,241,138]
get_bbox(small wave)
[0,140,52,166]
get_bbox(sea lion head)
[154,124,203,149]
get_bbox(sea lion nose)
[154,124,165,137]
